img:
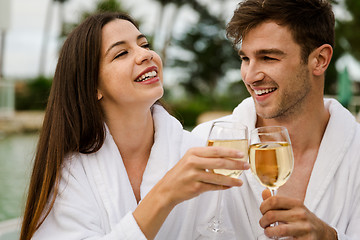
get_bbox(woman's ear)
[310,44,333,76]
[97,90,103,100]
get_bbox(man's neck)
[256,100,330,162]
[257,100,330,200]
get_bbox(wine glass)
[249,126,294,240]
[197,120,248,238]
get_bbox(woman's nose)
[135,47,153,64]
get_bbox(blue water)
[0,133,38,222]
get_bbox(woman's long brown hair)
[20,12,138,240]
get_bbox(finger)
[264,220,311,239]
[189,146,245,159]
[262,188,272,201]
[260,209,289,228]
[263,223,293,239]
[260,196,301,215]
[198,170,244,187]
[197,182,233,193]
[259,198,301,227]
[200,157,250,172]
[189,149,249,170]
[259,206,309,230]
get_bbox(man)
[192,0,360,239]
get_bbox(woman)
[20,12,247,240]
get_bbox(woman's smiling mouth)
[135,70,157,82]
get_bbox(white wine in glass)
[249,126,294,240]
[198,120,248,238]
[249,142,293,189]
[208,139,249,178]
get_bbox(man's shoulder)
[192,114,233,136]
[192,97,254,136]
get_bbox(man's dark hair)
[226,0,335,62]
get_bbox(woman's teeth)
[135,71,157,82]
[254,88,276,96]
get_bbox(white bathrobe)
[192,97,360,240]
[33,105,203,240]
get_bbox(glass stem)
[270,188,277,196]
[269,188,279,227]
[214,190,223,223]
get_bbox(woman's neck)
[105,108,154,161]
[104,107,155,203]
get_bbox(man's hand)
[259,189,338,239]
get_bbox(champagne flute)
[198,120,248,238]
[249,126,294,240]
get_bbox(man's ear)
[310,44,333,76]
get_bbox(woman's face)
[97,19,163,113]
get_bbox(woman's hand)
[159,146,249,206]
[134,146,249,240]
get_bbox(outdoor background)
[0,0,360,238]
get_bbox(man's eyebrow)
[238,50,245,56]
[238,49,286,56]
[105,34,147,56]
[256,49,286,56]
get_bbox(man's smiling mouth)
[254,88,276,96]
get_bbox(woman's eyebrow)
[137,34,146,41]
[105,34,147,56]
[105,40,125,56]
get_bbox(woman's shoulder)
[181,129,205,149]
[60,151,101,184]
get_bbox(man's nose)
[241,62,265,85]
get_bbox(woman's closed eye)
[113,51,128,60]
[113,43,151,60]
[141,43,151,49]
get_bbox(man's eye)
[114,51,128,60]
[240,56,249,61]
[264,56,276,61]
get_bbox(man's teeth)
[254,88,276,96]
[135,71,157,82]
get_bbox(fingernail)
[243,163,250,169]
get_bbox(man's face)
[239,21,312,120]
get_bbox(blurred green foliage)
[169,85,250,127]
[15,76,52,110]
[168,3,241,97]
[165,79,250,127]
[162,1,248,126]
[18,0,360,127]
[326,0,360,94]
[61,0,126,39]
